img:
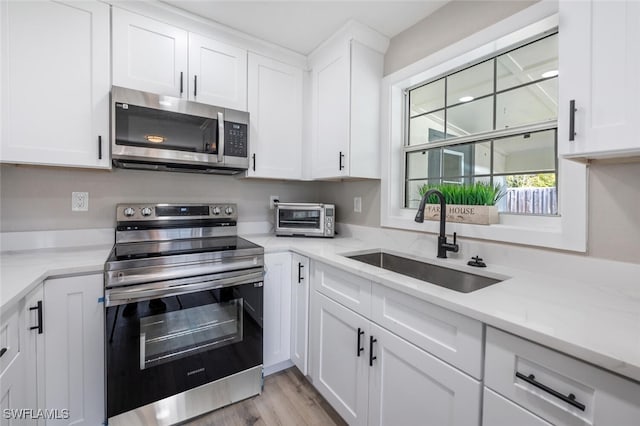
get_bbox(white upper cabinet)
[558,0,640,160]
[309,24,388,180]
[112,8,247,110]
[0,0,110,169]
[247,53,303,179]
[112,8,188,98]
[189,34,247,110]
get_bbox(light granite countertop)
[1,232,639,385]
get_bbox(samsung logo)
[187,368,205,376]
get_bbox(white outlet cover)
[72,192,89,211]
[354,197,362,213]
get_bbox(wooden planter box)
[423,204,499,225]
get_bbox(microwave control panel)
[224,122,248,158]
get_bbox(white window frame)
[380,2,587,252]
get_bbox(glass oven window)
[115,103,217,154]
[278,209,321,229]
[140,300,243,370]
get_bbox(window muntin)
[404,33,558,215]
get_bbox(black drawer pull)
[369,336,377,366]
[98,135,102,160]
[297,262,304,283]
[515,371,586,411]
[339,151,344,170]
[569,99,577,141]
[356,328,364,357]
[0,348,7,358]
[29,301,43,334]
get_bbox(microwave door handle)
[217,112,224,163]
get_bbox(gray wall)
[0,164,321,231]
[384,0,536,75]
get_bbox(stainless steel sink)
[345,250,502,293]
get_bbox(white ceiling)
[160,1,449,55]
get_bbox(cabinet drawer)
[485,327,640,426]
[371,283,483,379]
[312,261,371,317]
[483,387,552,426]
[0,306,20,376]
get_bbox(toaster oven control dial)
[225,206,234,215]
[123,207,135,217]
[141,207,153,217]
[211,206,221,215]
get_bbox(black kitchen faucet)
[414,189,459,258]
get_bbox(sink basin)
[346,250,502,293]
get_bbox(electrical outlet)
[72,192,89,211]
[269,195,279,209]
[354,196,362,213]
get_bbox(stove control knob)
[123,207,135,217]
[141,207,153,217]
[211,206,221,215]
[225,206,234,215]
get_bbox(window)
[404,33,559,216]
[381,6,587,252]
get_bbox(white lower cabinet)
[43,274,104,426]
[485,327,640,426]
[483,388,552,426]
[310,286,482,426]
[368,323,481,426]
[310,292,370,425]
[263,252,292,373]
[0,299,30,426]
[290,253,310,375]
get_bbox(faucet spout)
[414,189,459,258]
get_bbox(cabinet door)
[43,274,104,425]
[310,42,350,179]
[247,53,303,179]
[23,285,44,422]
[0,301,29,426]
[263,252,292,373]
[368,323,482,426]
[310,292,368,425]
[1,0,110,169]
[558,0,640,159]
[189,33,247,110]
[112,8,188,98]
[290,254,310,375]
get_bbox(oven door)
[105,277,263,418]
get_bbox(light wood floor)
[184,368,347,426]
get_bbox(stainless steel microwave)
[275,203,335,238]
[111,86,249,174]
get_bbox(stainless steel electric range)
[104,203,264,426]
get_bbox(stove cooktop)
[107,236,261,262]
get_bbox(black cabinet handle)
[356,328,364,357]
[297,262,304,283]
[252,153,256,172]
[515,372,585,411]
[98,135,102,160]
[29,301,43,334]
[339,151,344,170]
[180,71,184,95]
[194,75,198,97]
[369,336,377,366]
[569,99,576,141]
[0,348,7,358]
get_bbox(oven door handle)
[106,270,263,306]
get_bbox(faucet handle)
[452,232,457,245]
